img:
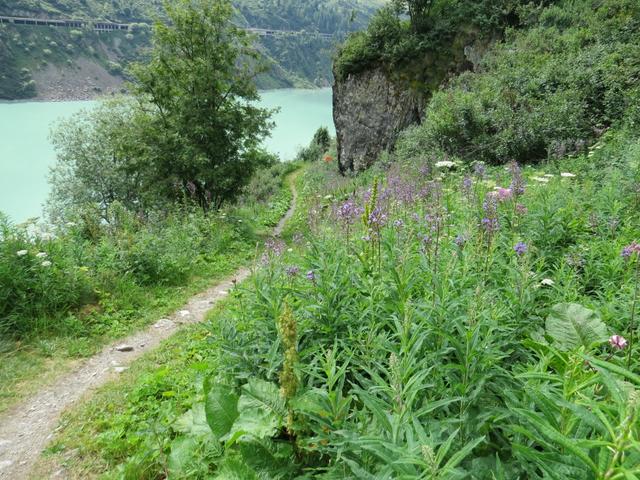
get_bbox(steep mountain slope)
[0,0,385,99]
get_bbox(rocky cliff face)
[333,68,423,173]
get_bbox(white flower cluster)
[435,160,456,169]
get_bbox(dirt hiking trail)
[0,173,299,479]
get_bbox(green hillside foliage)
[0,0,385,99]
[234,0,383,33]
[398,0,640,166]
[334,0,532,83]
[0,0,165,22]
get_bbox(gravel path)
[0,174,298,479]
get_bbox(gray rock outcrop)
[333,68,423,173]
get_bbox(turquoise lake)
[0,88,334,223]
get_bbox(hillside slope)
[0,0,385,99]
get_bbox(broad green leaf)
[205,384,239,438]
[228,405,280,440]
[225,379,285,441]
[213,455,259,480]
[240,378,286,417]
[174,403,212,436]
[545,303,607,351]
[168,436,199,478]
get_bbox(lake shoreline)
[0,85,329,104]
[0,89,334,222]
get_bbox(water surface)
[0,88,333,223]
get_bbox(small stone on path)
[115,344,134,352]
[114,367,129,374]
[154,318,174,329]
[178,310,191,317]
[0,460,14,470]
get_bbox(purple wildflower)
[481,193,500,235]
[622,242,640,260]
[462,176,473,198]
[285,266,300,277]
[393,219,404,229]
[481,217,500,234]
[514,242,528,256]
[609,334,628,350]
[306,270,316,283]
[474,162,486,178]
[497,188,513,202]
[419,164,431,177]
[454,234,467,248]
[421,234,432,247]
[368,207,387,228]
[515,204,528,216]
[337,199,360,225]
[264,238,286,257]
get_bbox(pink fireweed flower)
[497,188,513,202]
[609,334,628,350]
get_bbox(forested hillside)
[0,0,384,99]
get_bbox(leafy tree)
[391,0,436,32]
[49,0,275,217]
[49,98,153,222]
[128,0,274,210]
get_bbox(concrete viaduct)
[0,15,334,38]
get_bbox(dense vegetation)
[2,0,640,478]
[0,0,385,99]
[43,130,640,479]
[334,0,530,84]
[30,0,640,478]
[0,0,302,412]
[398,0,640,166]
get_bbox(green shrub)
[294,126,333,163]
[402,0,640,165]
[0,216,92,336]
